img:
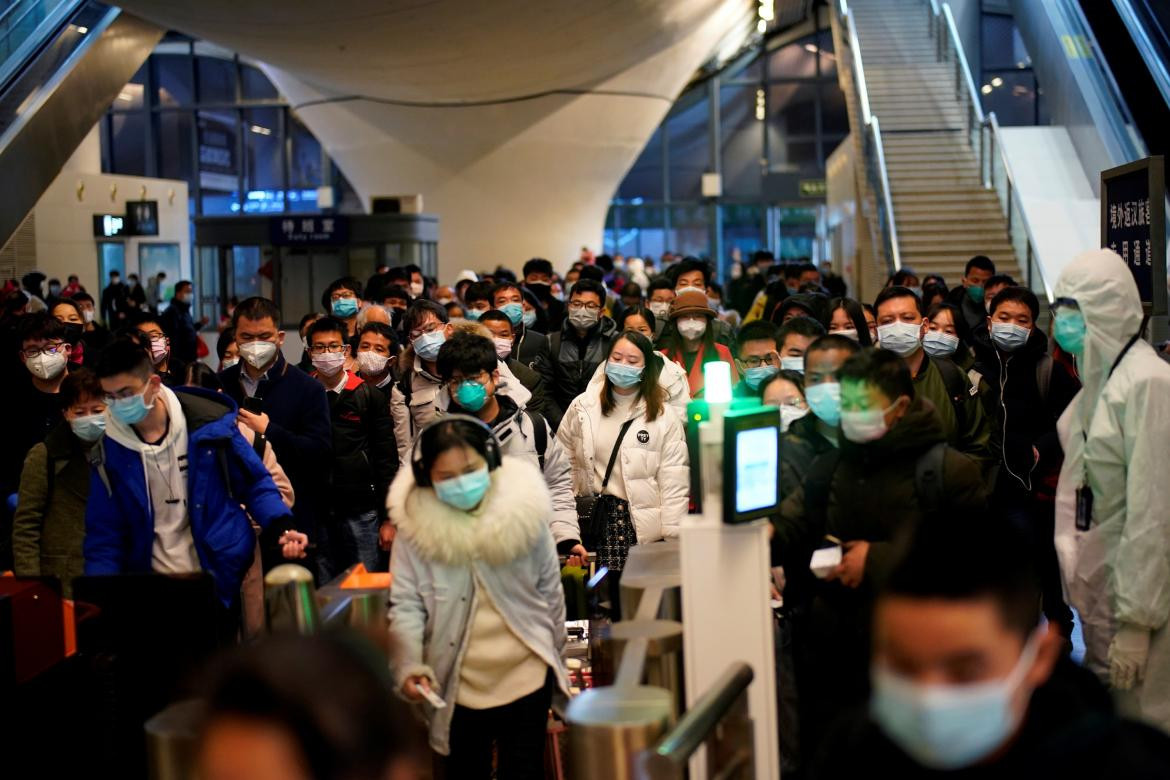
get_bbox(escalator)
[1077,0,1170,157]
[0,0,162,247]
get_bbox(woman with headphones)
[387,415,570,776]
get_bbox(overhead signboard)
[1101,155,1165,314]
[269,215,349,245]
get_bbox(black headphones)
[410,413,502,487]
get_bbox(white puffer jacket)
[585,350,690,416]
[556,386,689,543]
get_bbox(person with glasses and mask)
[733,320,783,398]
[491,281,551,368]
[1,314,73,569]
[391,300,456,464]
[389,417,570,776]
[306,316,397,578]
[812,515,1170,778]
[546,279,617,412]
[775,347,986,756]
[85,338,308,631]
[12,369,106,597]
[129,313,186,388]
[222,297,332,573]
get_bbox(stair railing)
[926,0,1052,304]
[837,0,901,272]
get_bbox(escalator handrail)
[0,0,82,97]
[838,0,902,272]
[1112,0,1170,113]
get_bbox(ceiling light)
[758,0,775,22]
[980,84,993,95]
[250,125,272,136]
[757,18,767,33]
[117,92,133,102]
[991,76,1003,87]
[75,26,88,34]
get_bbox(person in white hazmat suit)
[1052,248,1170,732]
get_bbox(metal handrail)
[940,4,984,126]
[642,662,754,769]
[838,0,901,271]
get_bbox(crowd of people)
[5,245,1170,778]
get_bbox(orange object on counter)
[340,563,393,590]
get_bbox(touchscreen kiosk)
[721,406,781,524]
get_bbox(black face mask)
[61,322,83,344]
[526,281,552,301]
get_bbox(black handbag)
[577,419,635,550]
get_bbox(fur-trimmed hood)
[387,456,551,566]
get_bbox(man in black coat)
[222,297,333,573]
[546,279,616,412]
[944,254,996,336]
[158,280,207,365]
[811,516,1170,779]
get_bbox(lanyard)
[1081,315,1148,472]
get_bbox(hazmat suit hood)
[1053,249,1144,422]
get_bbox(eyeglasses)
[309,343,348,355]
[330,292,357,301]
[138,331,167,343]
[568,301,601,312]
[21,341,67,358]
[408,321,442,341]
[446,371,487,390]
[737,353,778,370]
[1050,297,1079,318]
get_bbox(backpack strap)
[86,438,113,497]
[526,410,548,470]
[914,442,948,515]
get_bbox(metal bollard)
[566,685,674,780]
[608,620,685,718]
[144,699,203,780]
[264,564,319,634]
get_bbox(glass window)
[231,246,262,299]
[156,54,193,106]
[820,84,849,134]
[668,204,710,258]
[722,204,764,264]
[110,112,147,176]
[767,38,820,79]
[667,95,711,201]
[982,14,1030,70]
[197,56,237,103]
[241,64,279,100]
[981,70,1041,126]
[719,85,763,198]
[197,110,240,213]
[139,244,182,307]
[289,112,322,185]
[97,242,125,286]
[815,30,837,78]
[617,126,664,201]
[114,62,147,110]
[157,110,195,186]
[243,107,283,211]
[768,82,818,135]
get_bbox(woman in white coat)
[557,329,689,573]
[388,415,570,776]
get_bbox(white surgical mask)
[357,350,390,375]
[676,317,708,340]
[780,356,804,374]
[82,309,95,324]
[648,301,671,320]
[871,632,1041,769]
[239,341,278,369]
[877,321,922,357]
[568,307,600,330]
[221,357,239,371]
[779,404,809,432]
[922,331,960,358]
[26,350,68,380]
[840,402,897,443]
[835,328,860,342]
[493,337,513,359]
[409,281,424,297]
[311,351,347,375]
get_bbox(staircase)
[839,0,1020,284]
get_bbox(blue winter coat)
[83,386,294,606]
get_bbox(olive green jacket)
[11,423,93,597]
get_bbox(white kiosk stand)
[679,364,781,779]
